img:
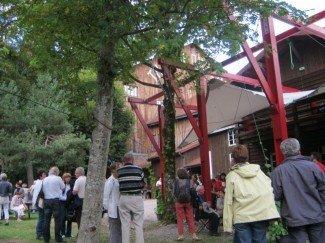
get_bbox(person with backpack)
[173,168,200,241]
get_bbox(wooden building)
[124,45,200,167]
[238,34,325,165]
[127,44,239,177]
[127,34,325,179]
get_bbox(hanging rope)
[288,41,295,70]
[245,84,269,166]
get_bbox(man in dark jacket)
[0,173,12,225]
[271,138,325,243]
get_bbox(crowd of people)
[172,138,324,243]
[1,138,324,243]
[0,166,86,243]
[0,176,32,224]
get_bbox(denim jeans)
[36,204,45,237]
[233,221,268,243]
[44,199,62,243]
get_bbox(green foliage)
[109,84,134,161]
[268,220,288,241]
[62,69,134,162]
[0,75,90,182]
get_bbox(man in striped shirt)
[118,153,145,243]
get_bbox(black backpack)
[175,179,191,203]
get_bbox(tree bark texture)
[162,66,176,222]
[77,41,115,243]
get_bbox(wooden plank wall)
[239,93,325,165]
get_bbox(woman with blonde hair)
[59,172,72,238]
[223,144,279,243]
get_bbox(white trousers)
[119,195,144,243]
[0,196,10,220]
[12,205,25,218]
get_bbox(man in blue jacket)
[271,138,325,243]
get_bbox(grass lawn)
[0,213,231,243]
[0,213,79,243]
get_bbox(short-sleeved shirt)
[73,176,86,199]
[43,175,65,200]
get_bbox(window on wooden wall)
[124,85,138,97]
[227,129,237,146]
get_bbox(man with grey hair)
[73,166,86,229]
[271,138,325,243]
[42,166,65,243]
[0,173,12,225]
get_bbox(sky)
[219,0,325,73]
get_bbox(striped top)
[117,164,144,194]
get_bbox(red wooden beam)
[219,72,261,87]
[261,16,288,164]
[160,61,202,139]
[145,91,164,103]
[273,14,325,40]
[213,72,299,92]
[128,97,159,106]
[221,10,325,66]
[170,85,202,140]
[130,101,162,157]
[130,96,197,110]
[157,56,297,93]
[241,41,277,106]
[197,77,212,202]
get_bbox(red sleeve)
[316,162,325,173]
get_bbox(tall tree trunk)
[26,162,34,187]
[162,66,176,222]
[77,40,115,242]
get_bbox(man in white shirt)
[103,163,121,243]
[72,167,86,228]
[31,169,47,240]
[42,166,65,243]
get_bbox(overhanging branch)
[128,72,162,89]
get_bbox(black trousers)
[74,197,83,229]
[59,201,72,237]
[44,199,62,243]
[288,222,325,243]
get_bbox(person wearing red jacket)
[213,173,226,193]
[311,152,325,172]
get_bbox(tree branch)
[121,37,163,73]
[123,26,156,37]
[143,62,163,73]
[128,72,162,89]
